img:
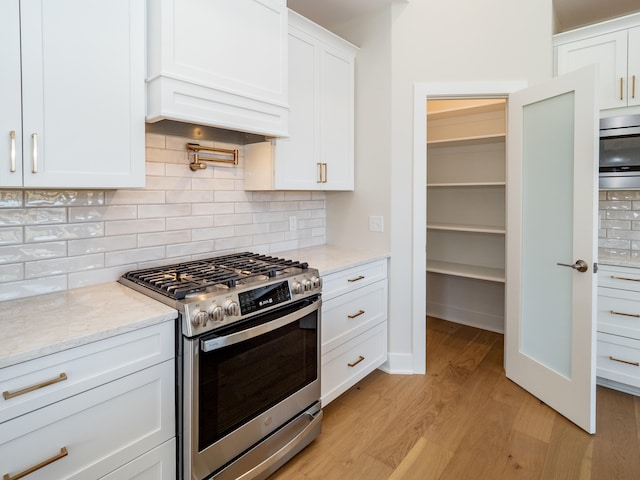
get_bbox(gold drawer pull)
[348,310,365,319]
[610,310,640,318]
[610,275,640,282]
[609,356,640,367]
[3,373,68,400]
[348,275,365,283]
[3,446,68,480]
[348,355,365,368]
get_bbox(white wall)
[326,6,392,251]
[334,0,555,373]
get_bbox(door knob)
[556,259,588,273]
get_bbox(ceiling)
[287,0,640,33]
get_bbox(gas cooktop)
[120,252,309,300]
[119,252,321,337]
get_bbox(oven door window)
[198,305,318,450]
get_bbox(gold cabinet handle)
[31,133,38,173]
[348,310,365,319]
[610,310,640,318]
[347,275,365,283]
[317,162,322,183]
[3,373,68,400]
[322,163,328,183]
[3,446,68,480]
[347,355,365,368]
[9,131,16,173]
[610,275,640,282]
[620,77,624,100]
[609,356,640,367]
[633,75,637,99]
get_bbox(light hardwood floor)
[270,317,640,480]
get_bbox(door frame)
[412,80,528,374]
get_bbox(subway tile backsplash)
[0,133,326,301]
[599,190,640,266]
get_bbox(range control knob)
[208,304,224,322]
[301,278,312,291]
[191,309,208,328]
[291,281,304,295]
[310,276,322,290]
[224,299,240,317]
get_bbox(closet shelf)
[426,260,505,283]
[427,133,506,147]
[426,181,506,188]
[427,223,505,234]
[427,98,506,120]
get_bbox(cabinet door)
[629,26,640,107]
[0,2,23,187]
[556,31,627,110]
[274,26,320,189]
[20,0,145,188]
[320,45,355,190]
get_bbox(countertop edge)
[0,283,178,369]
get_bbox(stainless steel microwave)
[600,114,640,189]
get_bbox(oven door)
[183,295,321,480]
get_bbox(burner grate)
[121,252,308,300]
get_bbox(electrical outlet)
[369,215,384,232]
[289,216,297,231]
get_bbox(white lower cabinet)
[596,265,640,396]
[101,438,176,480]
[0,322,176,480]
[321,259,388,405]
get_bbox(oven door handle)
[200,299,321,353]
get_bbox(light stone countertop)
[0,245,387,369]
[276,245,389,275]
[0,282,177,369]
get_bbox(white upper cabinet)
[244,10,357,191]
[146,0,289,137]
[1,0,146,189]
[0,2,22,188]
[555,13,640,111]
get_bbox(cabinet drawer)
[597,333,640,388]
[322,259,387,300]
[322,280,387,354]
[100,438,176,480]
[321,322,387,406]
[598,265,640,293]
[0,321,174,423]
[597,288,640,339]
[0,360,175,480]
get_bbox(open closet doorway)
[426,97,508,334]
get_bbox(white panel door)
[506,66,598,433]
[320,46,355,190]
[20,0,145,188]
[556,31,627,110]
[0,2,23,187]
[274,25,319,189]
[629,26,640,108]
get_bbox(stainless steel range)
[119,252,323,480]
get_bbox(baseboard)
[380,352,416,375]
[597,376,640,397]
[427,301,504,334]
